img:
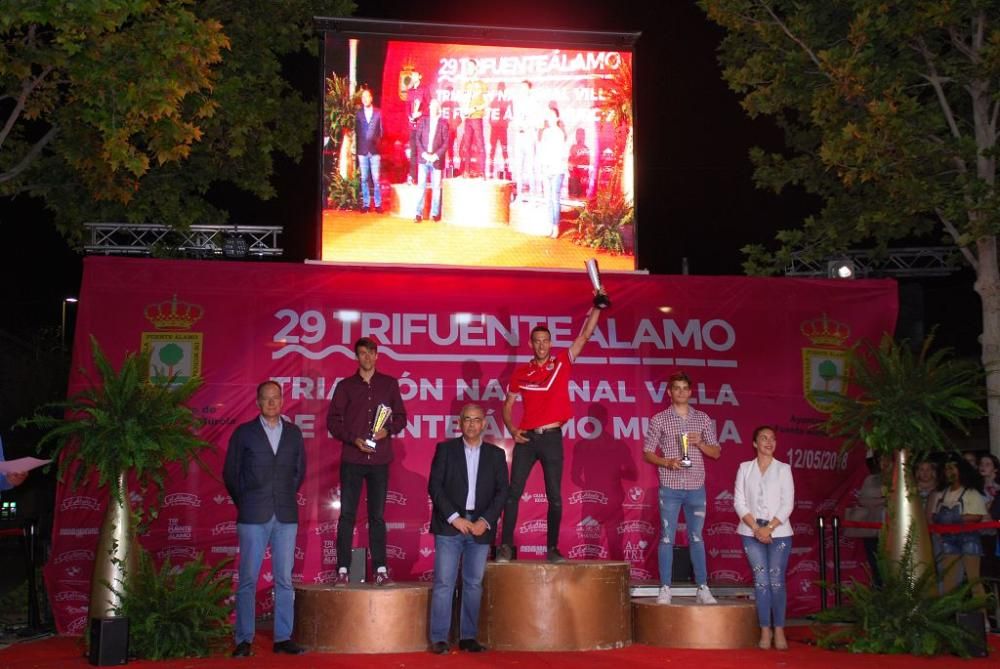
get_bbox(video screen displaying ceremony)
[318,21,636,271]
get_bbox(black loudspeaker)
[672,546,693,583]
[350,547,367,583]
[955,612,988,658]
[89,617,129,666]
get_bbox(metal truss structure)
[784,246,962,278]
[83,223,283,258]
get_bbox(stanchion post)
[832,515,842,607]
[817,515,826,611]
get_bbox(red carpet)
[3,628,995,669]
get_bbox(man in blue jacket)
[224,381,307,657]
[355,88,384,213]
[427,403,509,654]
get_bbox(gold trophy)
[585,259,611,309]
[365,404,393,450]
[679,433,694,468]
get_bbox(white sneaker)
[695,585,717,605]
[656,585,672,604]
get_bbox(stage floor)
[321,208,636,271]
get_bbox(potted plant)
[19,336,211,621]
[574,187,634,254]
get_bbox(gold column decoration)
[884,449,935,582]
[88,473,137,619]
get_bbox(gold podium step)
[632,597,759,649]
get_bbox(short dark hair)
[530,325,551,339]
[355,337,378,354]
[256,380,281,400]
[668,372,692,388]
[752,425,776,444]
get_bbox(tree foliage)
[1,0,355,242]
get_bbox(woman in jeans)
[928,455,987,606]
[733,425,795,650]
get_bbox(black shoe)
[232,641,252,657]
[273,640,305,655]
[333,570,349,587]
[496,544,513,563]
[546,547,566,563]
[415,215,422,223]
[430,641,450,654]
[432,215,441,222]
[459,638,487,652]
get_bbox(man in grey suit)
[223,381,307,657]
[427,403,509,654]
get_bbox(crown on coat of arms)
[800,313,850,348]
[144,295,204,331]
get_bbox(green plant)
[114,548,232,659]
[17,336,211,516]
[575,188,634,253]
[326,172,361,210]
[818,334,985,460]
[325,73,361,142]
[815,534,989,656]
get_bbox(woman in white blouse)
[734,425,795,650]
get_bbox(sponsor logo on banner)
[55,591,89,603]
[54,550,95,564]
[158,546,198,561]
[322,540,337,566]
[791,547,813,556]
[314,570,338,584]
[386,522,406,531]
[164,493,201,508]
[418,570,435,582]
[706,522,738,537]
[212,521,237,536]
[788,560,820,576]
[60,496,101,512]
[710,570,744,583]
[713,490,735,513]
[64,605,91,616]
[623,540,648,562]
[141,295,204,384]
[211,545,239,556]
[292,573,304,584]
[796,499,815,511]
[386,545,406,560]
[519,519,547,535]
[259,596,275,612]
[420,546,433,558]
[314,521,337,536]
[799,579,813,593]
[64,566,83,578]
[630,567,654,580]
[167,518,192,541]
[420,521,431,535]
[386,491,408,506]
[800,314,851,412]
[817,499,837,513]
[577,516,602,539]
[707,547,743,560]
[213,494,234,505]
[59,527,99,537]
[520,545,547,556]
[623,486,650,510]
[521,492,547,503]
[67,617,89,635]
[568,544,607,559]
[617,520,655,535]
[294,546,305,560]
[263,572,273,583]
[297,492,307,506]
[793,522,815,536]
[569,490,608,505]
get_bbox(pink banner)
[46,257,897,634]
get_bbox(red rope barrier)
[839,518,1000,534]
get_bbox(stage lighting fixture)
[222,233,249,259]
[827,260,856,279]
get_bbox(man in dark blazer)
[355,88,383,213]
[413,98,451,222]
[223,381,307,657]
[427,403,509,654]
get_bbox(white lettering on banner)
[569,544,608,559]
[568,380,636,403]
[614,416,650,440]
[314,571,339,584]
[623,540,648,561]
[59,528,99,537]
[569,490,608,505]
[164,493,201,508]
[711,570,745,583]
[54,550,95,564]
[630,568,654,580]
[440,52,624,81]
[456,378,507,401]
[643,382,739,406]
[418,570,435,582]
[211,545,239,556]
[617,520,655,535]
[60,496,101,512]
[55,591,89,602]
[291,414,315,438]
[67,617,89,635]
[520,520,547,534]
[157,546,197,561]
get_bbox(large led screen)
[318,21,637,271]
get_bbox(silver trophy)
[679,433,693,468]
[365,404,393,450]
[585,259,611,309]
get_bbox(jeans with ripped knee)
[741,534,792,626]
[656,486,707,586]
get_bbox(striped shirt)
[643,405,719,490]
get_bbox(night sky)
[0,1,982,357]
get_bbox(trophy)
[679,433,694,468]
[365,404,393,450]
[585,259,611,309]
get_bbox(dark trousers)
[460,118,485,176]
[337,460,389,572]
[501,430,563,547]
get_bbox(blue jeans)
[545,173,564,233]
[657,486,707,586]
[358,153,381,208]
[430,533,490,643]
[741,533,792,627]
[236,517,298,644]
[415,162,443,218]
